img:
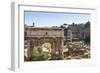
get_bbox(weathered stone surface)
[24,26,64,61]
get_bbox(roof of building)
[25,26,63,30]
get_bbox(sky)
[24,11,90,27]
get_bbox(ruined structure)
[24,26,64,61]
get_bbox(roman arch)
[24,26,64,61]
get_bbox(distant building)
[62,21,90,42]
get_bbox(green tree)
[31,47,49,61]
[84,35,90,45]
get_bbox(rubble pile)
[63,42,90,60]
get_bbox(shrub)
[31,47,49,61]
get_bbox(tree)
[31,47,49,61]
[72,22,75,26]
[60,25,64,28]
[85,21,90,28]
[63,23,68,28]
[32,22,35,27]
[63,23,68,26]
[84,35,90,45]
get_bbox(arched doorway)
[41,42,52,59]
[42,42,51,53]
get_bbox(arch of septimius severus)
[24,26,64,61]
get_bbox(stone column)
[61,38,64,59]
[29,39,33,60]
[70,30,73,43]
[51,38,56,60]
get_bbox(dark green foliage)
[84,35,90,45]
[31,47,49,61]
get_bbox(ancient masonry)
[24,26,64,60]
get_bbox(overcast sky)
[24,11,90,27]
